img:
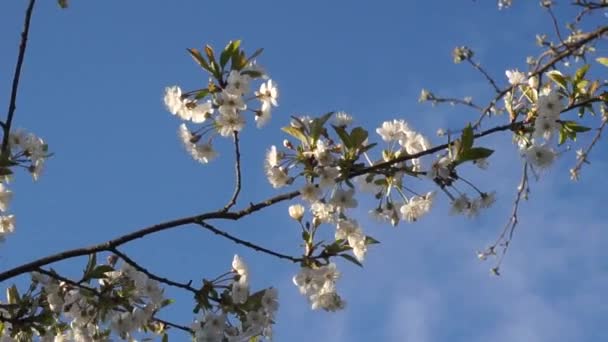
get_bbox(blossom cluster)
[163,41,278,164]
[192,255,278,342]
[293,264,345,312]
[0,129,50,243]
[36,261,164,341]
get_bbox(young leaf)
[460,124,474,154]
[339,253,363,267]
[310,112,334,142]
[87,265,115,279]
[333,125,353,149]
[365,236,381,245]
[350,127,368,148]
[220,40,241,68]
[547,70,568,90]
[562,121,591,133]
[204,45,216,64]
[247,48,264,64]
[282,126,308,144]
[187,48,211,72]
[596,57,608,67]
[194,88,210,100]
[457,147,494,164]
[574,64,590,82]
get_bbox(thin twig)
[547,6,565,45]
[489,162,529,273]
[2,0,37,153]
[196,221,301,263]
[223,131,242,212]
[473,25,608,129]
[428,96,484,111]
[570,118,607,180]
[110,248,198,294]
[467,58,501,93]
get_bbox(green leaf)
[333,125,353,148]
[282,126,308,144]
[161,299,175,308]
[359,142,377,154]
[204,45,216,63]
[194,89,210,100]
[365,236,381,245]
[231,50,248,71]
[457,147,494,164]
[87,265,115,280]
[0,168,13,177]
[187,48,212,72]
[240,70,264,78]
[247,48,264,63]
[324,240,350,255]
[339,253,363,267]
[562,120,591,133]
[460,124,474,156]
[547,70,568,90]
[6,285,19,305]
[310,112,334,142]
[596,57,608,67]
[84,253,97,280]
[350,127,368,148]
[220,40,241,68]
[558,127,567,145]
[574,64,590,82]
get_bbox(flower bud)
[288,204,305,221]
[283,139,293,150]
[528,75,538,89]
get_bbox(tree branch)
[467,58,501,93]
[223,131,242,212]
[196,221,301,263]
[2,0,37,154]
[110,248,198,294]
[36,268,193,333]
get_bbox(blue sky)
[1,0,607,341]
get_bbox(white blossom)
[232,255,249,277]
[334,112,353,127]
[0,183,12,212]
[255,104,271,128]
[266,166,291,188]
[330,188,358,210]
[505,69,527,85]
[376,119,410,142]
[537,89,564,118]
[288,204,305,221]
[256,80,279,109]
[524,144,556,169]
[310,201,336,223]
[300,183,322,202]
[399,192,435,222]
[226,70,251,96]
[317,166,340,188]
[216,112,246,136]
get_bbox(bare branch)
[36,268,193,333]
[110,248,198,294]
[2,0,37,153]
[570,118,607,180]
[467,58,501,93]
[223,131,242,212]
[196,221,301,263]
